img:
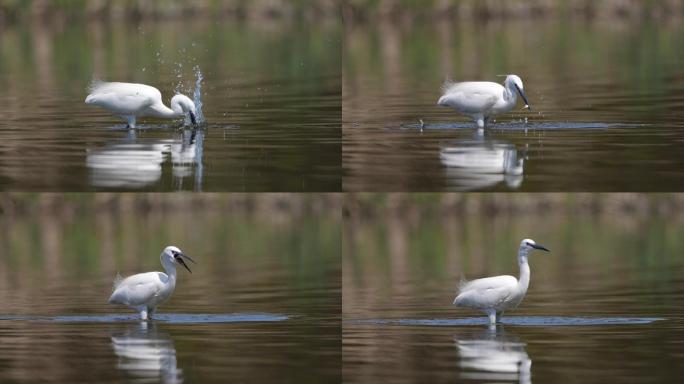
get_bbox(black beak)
[531,243,550,252]
[514,84,531,111]
[189,111,197,126]
[174,253,195,273]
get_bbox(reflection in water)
[454,327,531,384]
[87,129,204,190]
[440,138,524,190]
[111,322,182,384]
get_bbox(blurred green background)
[343,193,684,384]
[0,0,341,191]
[344,193,684,318]
[342,0,684,191]
[0,193,341,315]
[343,0,684,21]
[0,0,339,22]
[0,193,342,383]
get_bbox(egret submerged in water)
[453,239,549,325]
[109,246,195,320]
[438,75,531,129]
[85,81,197,128]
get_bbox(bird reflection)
[454,326,531,384]
[440,136,524,191]
[86,128,204,190]
[111,321,182,384]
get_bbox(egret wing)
[108,272,164,306]
[454,275,518,309]
[439,81,500,114]
[85,81,160,115]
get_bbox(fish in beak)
[174,252,196,273]
[514,83,531,111]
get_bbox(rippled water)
[0,19,340,191]
[343,19,684,191]
[0,197,341,383]
[343,201,684,383]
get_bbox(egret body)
[453,239,549,324]
[438,75,531,129]
[85,81,197,128]
[108,246,195,320]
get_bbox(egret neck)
[503,83,517,104]
[517,245,531,295]
[161,254,178,288]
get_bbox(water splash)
[192,65,205,125]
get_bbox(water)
[342,201,684,383]
[192,66,206,125]
[0,19,340,191]
[343,19,684,191]
[0,196,341,383]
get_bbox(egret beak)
[189,111,197,126]
[531,243,550,252]
[514,84,531,111]
[174,253,195,273]
[180,253,196,264]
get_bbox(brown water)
[0,196,341,383]
[0,19,341,191]
[343,200,684,383]
[343,19,684,191]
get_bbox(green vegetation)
[0,0,339,22]
[343,193,684,319]
[343,0,684,21]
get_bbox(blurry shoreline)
[0,194,342,221]
[344,193,684,220]
[343,0,684,23]
[0,0,340,25]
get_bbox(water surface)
[343,201,684,383]
[343,19,684,191]
[0,196,341,383]
[0,19,340,191]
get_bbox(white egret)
[85,81,197,128]
[438,75,531,129]
[453,239,549,325]
[109,246,196,320]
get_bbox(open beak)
[531,243,550,252]
[174,253,196,273]
[514,84,531,111]
[189,111,197,126]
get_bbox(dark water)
[343,19,684,191]
[343,203,684,383]
[0,198,341,383]
[0,19,340,191]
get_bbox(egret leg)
[124,115,136,129]
[496,311,503,323]
[485,310,496,325]
[148,307,155,320]
[472,113,485,129]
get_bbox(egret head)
[162,245,196,273]
[520,239,550,253]
[170,94,198,126]
[505,75,531,111]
